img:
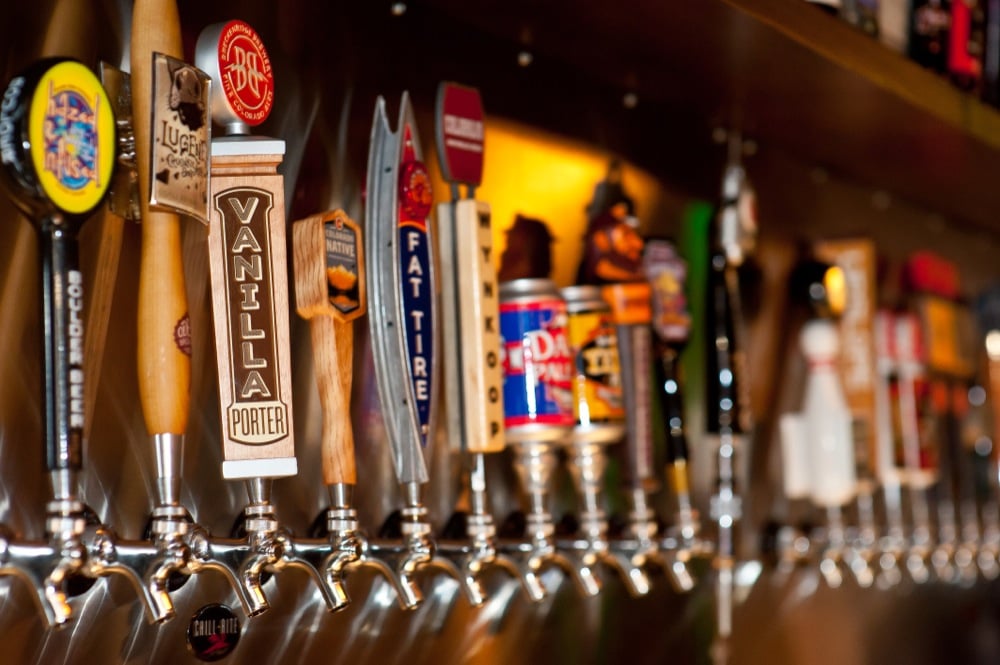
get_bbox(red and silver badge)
[196,19,274,128]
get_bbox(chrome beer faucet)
[508,439,595,598]
[562,438,652,597]
[196,19,334,616]
[0,58,169,625]
[293,208,406,609]
[364,92,464,608]
[433,83,526,606]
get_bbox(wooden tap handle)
[131,0,190,437]
[307,316,356,485]
[293,211,365,486]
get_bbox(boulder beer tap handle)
[292,210,365,487]
[0,58,113,486]
[131,0,192,451]
[0,58,116,624]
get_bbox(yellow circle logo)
[28,61,114,215]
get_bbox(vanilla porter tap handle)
[293,210,366,487]
[196,20,296,481]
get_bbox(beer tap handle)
[132,0,191,444]
[365,95,434,486]
[293,210,368,610]
[603,282,657,496]
[293,210,364,487]
[365,93,456,606]
[0,58,117,625]
[643,239,699,549]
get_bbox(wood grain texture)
[208,152,294,466]
[292,212,358,485]
[79,210,124,446]
[131,0,190,437]
[454,200,504,454]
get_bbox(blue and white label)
[399,221,434,447]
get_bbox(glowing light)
[424,119,668,288]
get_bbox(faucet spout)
[0,527,65,627]
[42,548,81,627]
[41,502,89,626]
[85,526,165,624]
[186,528,255,615]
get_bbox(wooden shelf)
[414,0,1000,234]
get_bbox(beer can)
[561,285,627,444]
[499,278,574,443]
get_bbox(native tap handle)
[131,0,191,443]
[293,210,366,487]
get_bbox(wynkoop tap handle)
[435,82,503,457]
[293,210,366,486]
[0,58,116,481]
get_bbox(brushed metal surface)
[0,2,999,665]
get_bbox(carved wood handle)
[293,212,364,486]
[131,0,190,437]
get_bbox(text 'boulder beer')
[500,278,574,442]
